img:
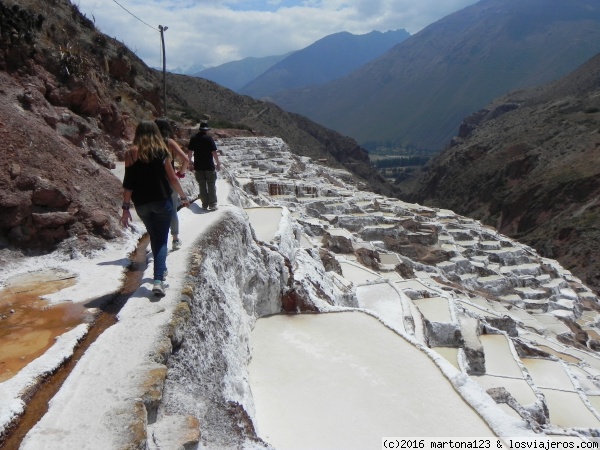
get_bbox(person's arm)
[168,139,189,173]
[121,148,136,227]
[187,137,194,172]
[187,149,194,171]
[212,150,221,172]
[121,189,133,227]
[165,160,190,207]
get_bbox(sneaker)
[152,280,165,297]
[162,269,168,281]
[172,239,181,250]
[201,204,208,210]
[209,204,218,211]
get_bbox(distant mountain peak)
[193,29,410,95]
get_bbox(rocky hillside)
[0,0,390,256]
[0,0,155,254]
[397,51,600,294]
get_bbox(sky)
[76,0,479,72]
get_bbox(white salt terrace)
[474,375,538,408]
[219,137,600,442]
[530,313,572,334]
[433,347,460,370]
[395,279,438,294]
[356,283,407,333]
[541,390,600,429]
[244,207,283,243]
[480,334,524,378]
[522,359,575,391]
[326,227,353,239]
[229,140,600,442]
[248,312,496,449]
[379,252,400,265]
[413,296,453,323]
[8,136,600,448]
[339,260,382,284]
[458,299,504,320]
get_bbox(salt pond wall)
[157,209,288,448]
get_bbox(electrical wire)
[109,0,158,31]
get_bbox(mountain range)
[193,29,410,97]
[269,0,600,151]
[191,53,292,92]
[238,29,410,99]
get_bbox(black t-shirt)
[122,150,172,206]
[188,132,217,171]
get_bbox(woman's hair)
[133,121,169,163]
[154,118,173,142]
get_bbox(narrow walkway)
[19,178,232,449]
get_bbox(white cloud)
[76,0,478,71]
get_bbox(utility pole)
[158,25,168,117]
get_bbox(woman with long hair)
[154,118,191,250]
[121,121,190,297]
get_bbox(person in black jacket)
[187,122,221,210]
[121,121,190,297]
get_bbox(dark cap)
[199,122,211,131]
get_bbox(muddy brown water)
[0,235,149,449]
[0,270,84,382]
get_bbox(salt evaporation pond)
[356,283,404,331]
[480,334,524,378]
[248,311,494,450]
[244,207,283,243]
[339,261,382,284]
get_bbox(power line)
[110,0,158,31]
[108,0,168,116]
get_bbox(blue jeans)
[135,198,173,281]
[170,188,179,237]
[194,170,217,207]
